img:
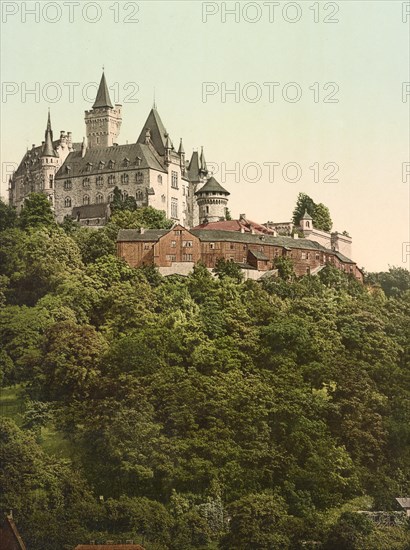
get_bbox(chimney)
[32,144,35,149]
[239,213,246,221]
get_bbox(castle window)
[64,179,72,190]
[206,206,209,214]
[96,137,100,145]
[64,197,72,207]
[136,172,144,184]
[83,195,90,205]
[301,252,307,260]
[144,244,151,250]
[108,193,114,203]
[96,176,104,187]
[83,177,90,189]
[209,243,215,250]
[183,240,193,248]
[108,160,115,169]
[136,190,143,201]
[174,230,182,236]
[96,193,104,204]
[171,197,178,219]
[306,221,310,228]
[49,175,54,188]
[121,173,129,184]
[171,171,178,189]
[315,253,320,260]
[182,254,193,262]
[108,175,115,186]
[122,191,128,200]
[157,174,163,184]
[171,241,176,248]
[166,254,176,262]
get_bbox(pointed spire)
[93,71,113,109]
[302,210,313,220]
[42,111,57,157]
[165,132,172,150]
[178,138,185,155]
[200,146,208,174]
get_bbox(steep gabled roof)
[195,177,230,196]
[0,515,27,550]
[188,151,201,183]
[137,108,169,155]
[55,142,167,179]
[93,72,114,109]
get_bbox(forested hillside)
[0,195,409,550]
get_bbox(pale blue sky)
[1,0,409,271]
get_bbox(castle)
[9,71,361,281]
[9,71,221,228]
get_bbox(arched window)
[306,221,310,228]
[122,191,128,200]
[96,193,104,204]
[136,190,143,201]
[64,197,72,208]
[64,179,72,190]
[121,173,129,184]
[108,193,114,203]
[108,175,115,186]
[83,195,90,205]
[157,174,163,184]
[96,176,104,187]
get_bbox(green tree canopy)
[19,193,55,230]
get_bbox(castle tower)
[40,111,59,206]
[195,176,230,224]
[300,210,313,234]
[84,72,122,148]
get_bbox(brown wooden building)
[117,225,363,281]
[0,515,27,550]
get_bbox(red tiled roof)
[192,219,275,235]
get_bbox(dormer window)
[86,162,93,172]
[123,157,130,167]
[108,160,115,169]
[99,161,105,170]
[136,156,142,167]
[65,165,71,173]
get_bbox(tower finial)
[102,64,105,72]
[153,87,157,110]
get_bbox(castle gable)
[137,108,169,156]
